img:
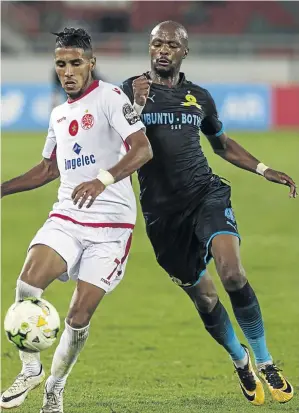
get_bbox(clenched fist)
[133,75,152,106]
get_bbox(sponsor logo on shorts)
[101,278,111,286]
[171,276,192,287]
[225,207,236,223]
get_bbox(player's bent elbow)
[136,139,153,166]
[144,138,153,162]
[41,159,60,182]
[142,142,153,165]
[127,130,153,163]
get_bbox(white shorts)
[29,217,133,294]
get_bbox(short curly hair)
[52,28,92,51]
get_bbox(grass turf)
[1,131,299,412]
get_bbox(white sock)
[15,279,43,302]
[20,351,42,377]
[233,352,249,369]
[47,320,89,392]
[256,360,273,371]
[16,279,43,377]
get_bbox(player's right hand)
[72,179,106,209]
[133,75,152,106]
[264,168,297,198]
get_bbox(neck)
[67,76,94,101]
[149,70,180,87]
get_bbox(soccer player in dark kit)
[121,20,297,406]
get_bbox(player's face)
[149,27,188,76]
[55,48,95,97]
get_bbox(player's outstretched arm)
[207,132,297,198]
[202,90,297,198]
[1,158,60,198]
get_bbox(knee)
[66,305,92,329]
[194,291,218,313]
[218,261,247,291]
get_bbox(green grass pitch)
[1,131,299,412]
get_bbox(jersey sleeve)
[200,89,224,137]
[120,79,134,104]
[103,85,145,141]
[42,113,57,159]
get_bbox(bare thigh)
[20,244,67,289]
[211,234,247,291]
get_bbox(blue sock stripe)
[236,320,264,332]
[233,300,271,364]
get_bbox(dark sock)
[199,300,246,362]
[228,281,272,365]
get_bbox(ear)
[182,48,189,60]
[90,56,96,71]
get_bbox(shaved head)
[149,20,189,82]
[151,20,188,47]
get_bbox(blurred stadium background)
[1,1,299,412]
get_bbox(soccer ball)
[4,297,60,353]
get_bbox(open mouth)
[65,80,76,87]
[157,58,171,66]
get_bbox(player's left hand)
[264,168,297,198]
[72,179,106,209]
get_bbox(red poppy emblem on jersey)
[69,120,79,136]
[81,113,94,130]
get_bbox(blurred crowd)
[2,1,299,56]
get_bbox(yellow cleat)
[259,364,294,403]
[235,346,265,406]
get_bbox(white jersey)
[42,80,144,228]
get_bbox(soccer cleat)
[0,365,45,409]
[40,379,64,413]
[259,364,294,403]
[235,345,265,406]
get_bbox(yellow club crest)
[181,94,202,110]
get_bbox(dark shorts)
[144,181,240,288]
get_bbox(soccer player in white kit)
[1,28,152,413]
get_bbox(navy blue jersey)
[121,73,224,214]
